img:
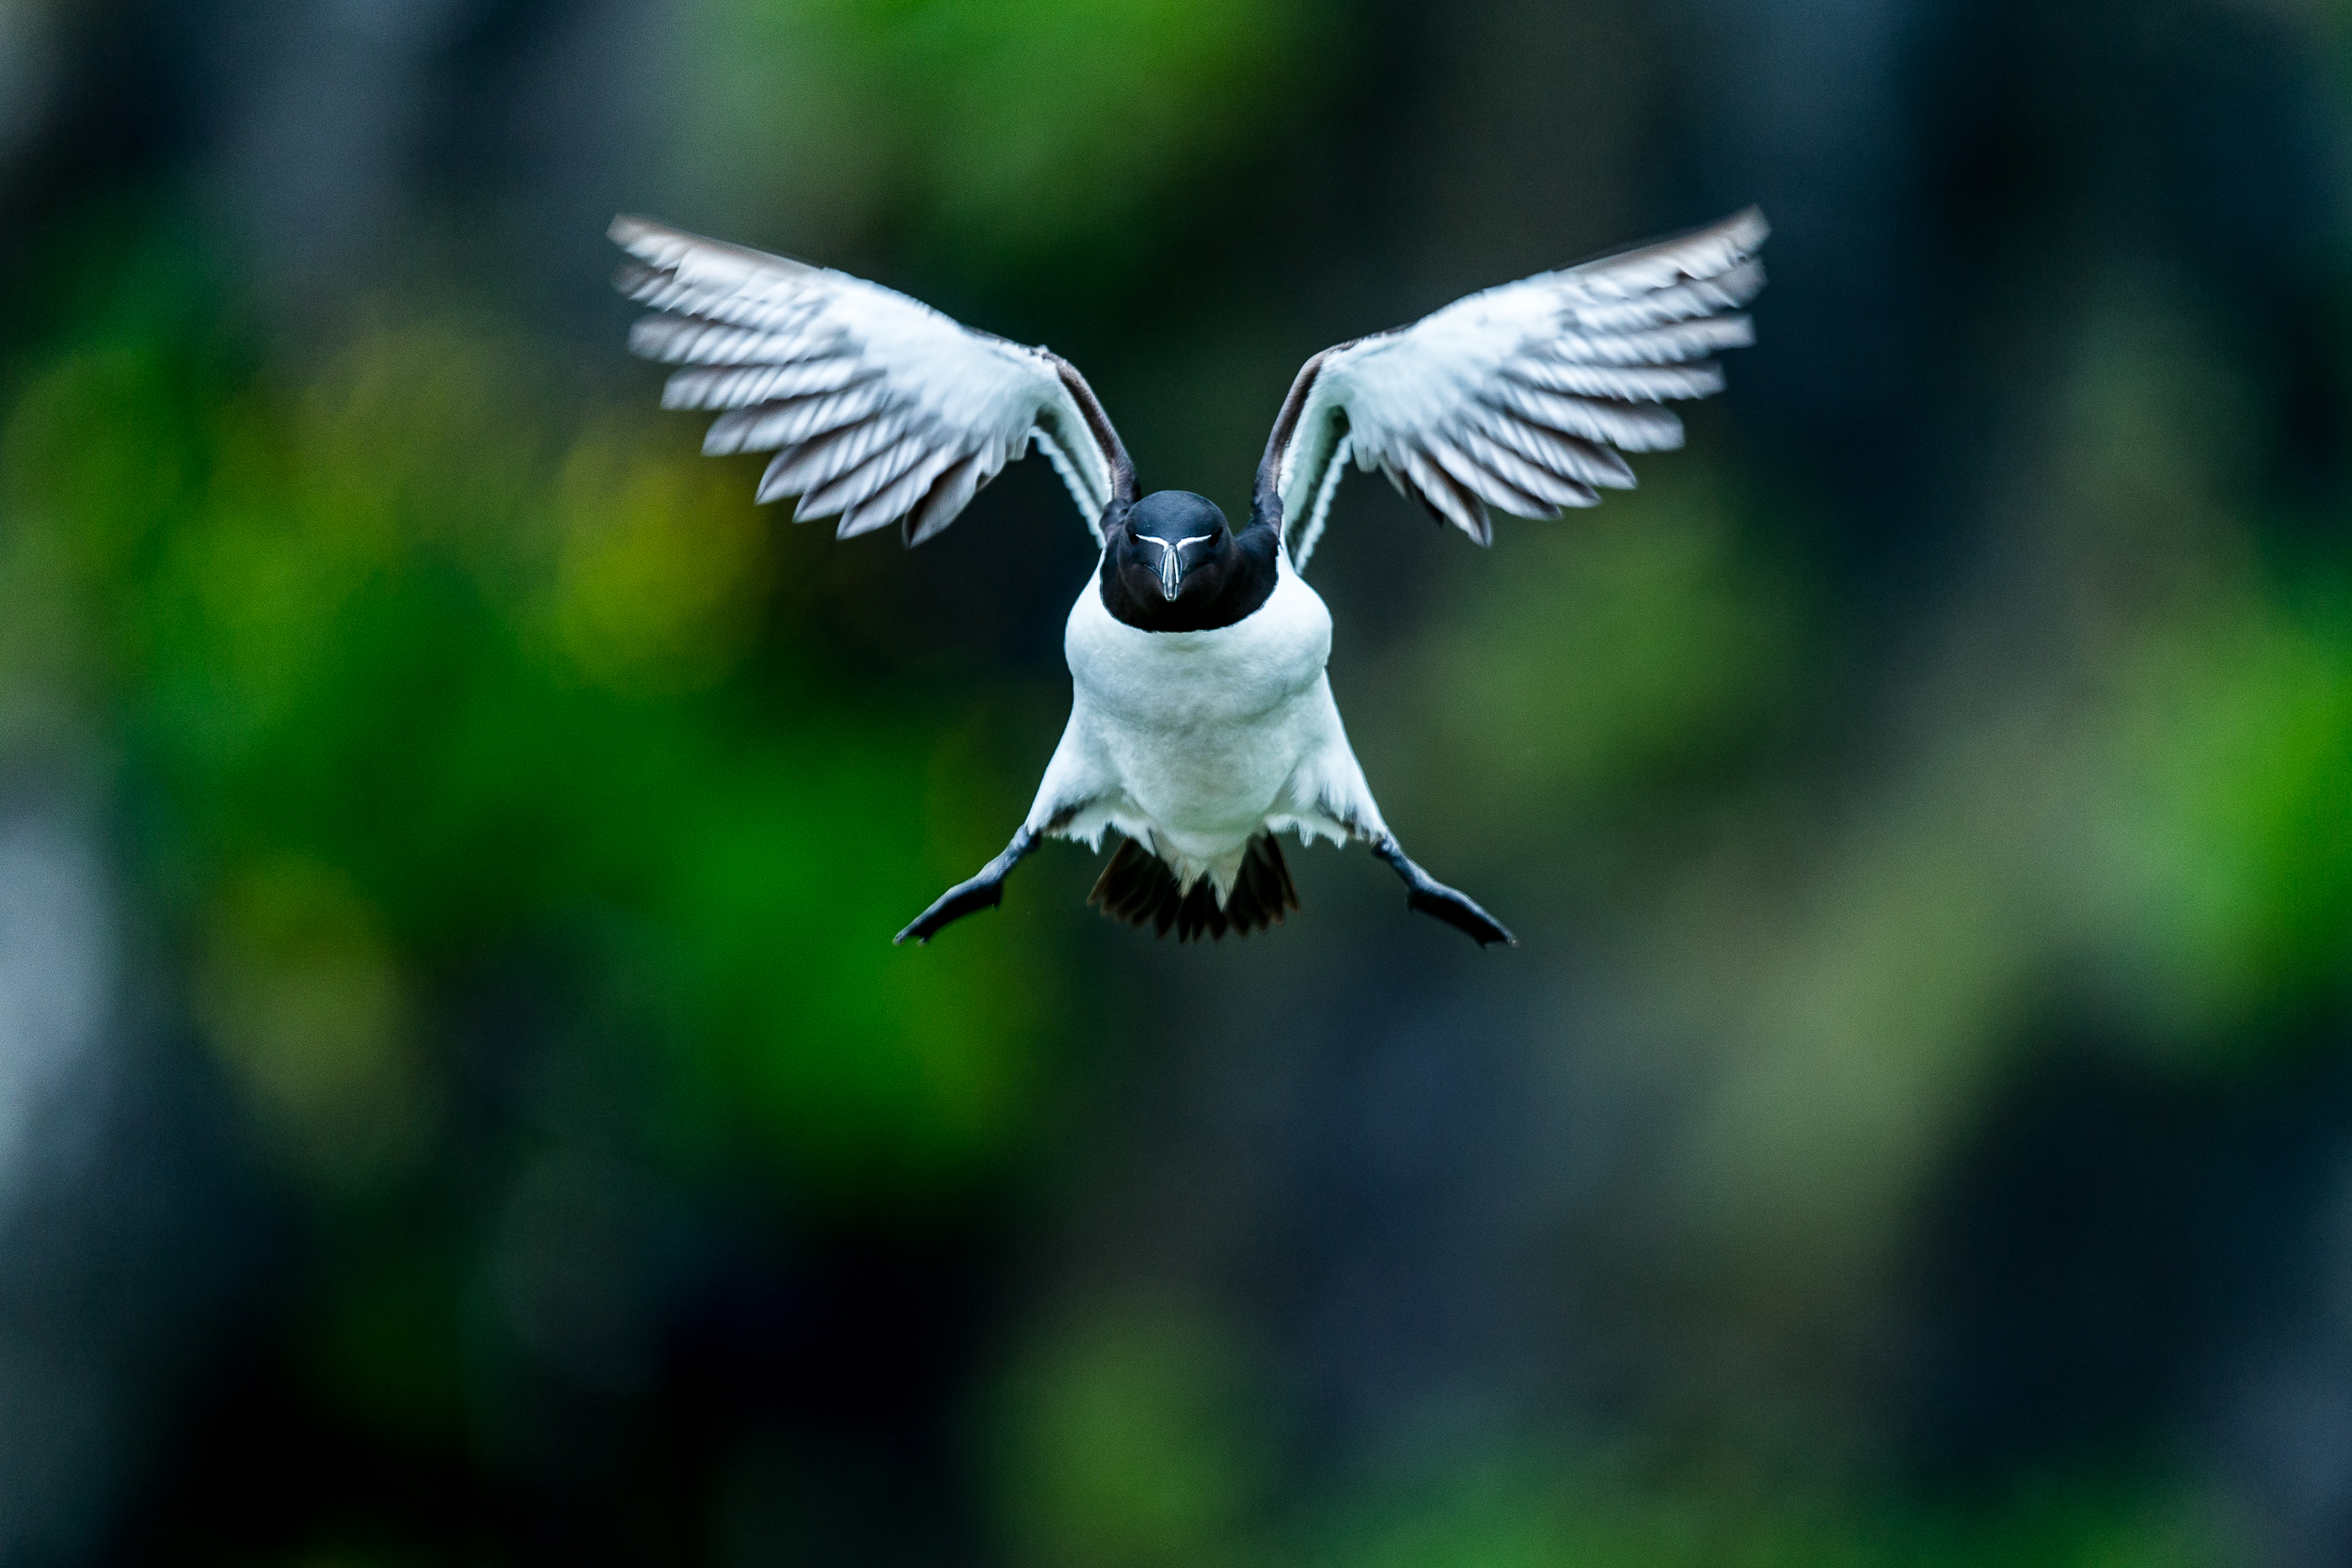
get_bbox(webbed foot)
[895,828,1039,945]
[1369,833,1517,948]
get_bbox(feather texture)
[1260,208,1768,567]
[613,214,1132,545]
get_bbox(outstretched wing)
[612,215,1136,546]
[1258,209,1767,569]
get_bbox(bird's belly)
[1089,685,1327,837]
[1064,564,1335,847]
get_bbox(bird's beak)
[1157,544,1184,601]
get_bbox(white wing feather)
[613,215,1126,546]
[1266,209,1768,567]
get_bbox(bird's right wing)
[1257,209,1767,569]
[613,215,1136,546]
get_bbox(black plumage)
[1088,833,1298,942]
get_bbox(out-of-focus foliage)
[3,0,2351,1565]
[676,0,1338,277]
[0,267,1060,1201]
[1371,465,1802,870]
[991,1299,1271,1568]
[1310,1471,2218,1568]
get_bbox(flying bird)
[611,208,1767,948]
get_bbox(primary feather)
[612,214,1130,544]
[1263,208,1768,567]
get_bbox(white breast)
[1060,550,1344,861]
[1068,553,1330,725]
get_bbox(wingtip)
[1725,204,1772,251]
[605,214,822,286]
[608,212,665,253]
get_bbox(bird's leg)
[895,827,1041,946]
[1367,832,1517,948]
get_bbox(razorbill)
[611,208,1767,947]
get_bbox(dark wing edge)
[612,214,1136,547]
[1256,207,1769,569]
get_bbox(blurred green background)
[1,0,2350,1563]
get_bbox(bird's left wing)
[612,215,1135,546]
[1259,209,1767,570]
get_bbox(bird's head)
[1108,490,1231,607]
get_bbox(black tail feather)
[1087,834,1298,942]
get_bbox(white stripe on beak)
[1137,533,1214,601]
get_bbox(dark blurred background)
[1,0,2350,1563]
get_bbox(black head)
[1100,490,1278,633]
